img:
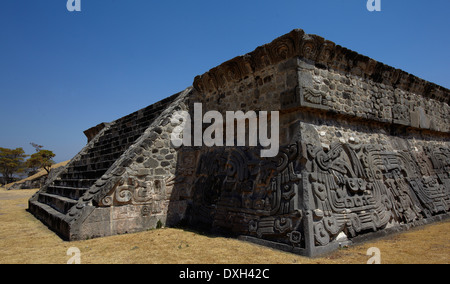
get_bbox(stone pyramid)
[29,29,450,257]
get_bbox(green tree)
[27,142,45,176]
[30,142,43,153]
[26,150,56,175]
[0,147,28,184]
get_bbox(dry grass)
[0,187,448,264]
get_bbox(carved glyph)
[100,174,175,207]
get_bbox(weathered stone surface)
[29,29,449,257]
[83,123,109,143]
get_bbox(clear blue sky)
[1,0,449,162]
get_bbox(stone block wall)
[182,29,450,256]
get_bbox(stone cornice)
[193,29,449,104]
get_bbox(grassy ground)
[0,187,448,264]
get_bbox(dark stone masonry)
[29,29,449,257]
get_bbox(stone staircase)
[28,93,181,239]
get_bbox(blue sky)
[1,0,449,162]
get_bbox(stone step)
[93,128,142,143]
[38,192,78,215]
[46,185,88,200]
[28,199,70,240]
[53,179,97,189]
[74,154,123,167]
[82,147,128,161]
[70,159,120,172]
[60,169,109,180]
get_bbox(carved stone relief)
[187,127,449,251]
[303,139,450,247]
[189,145,305,248]
[300,87,329,110]
[100,174,174,208]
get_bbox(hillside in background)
[4,161,69,190]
